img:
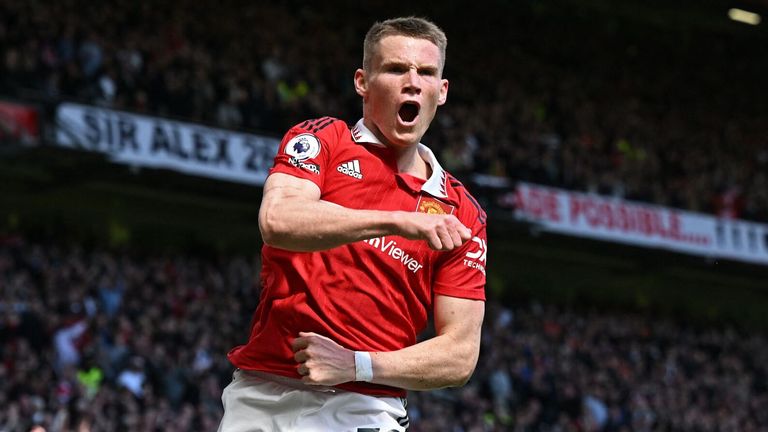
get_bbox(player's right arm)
[258,173,470,252]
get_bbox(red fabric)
[228,118,487,397]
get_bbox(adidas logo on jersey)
[337,160,363,179]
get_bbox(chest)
[322,145,418,212]
[320,144,440,286]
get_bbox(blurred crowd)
[0,236,254,431]
[1,0,767,222]
[2,236,768,431]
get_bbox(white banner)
[55,103,279,185]
[513,182,768,266]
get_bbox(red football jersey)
[228,118,488,397]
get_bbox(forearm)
[260,193,402,252]
[259,173,471,252]
[368,332,480,390]
[293,298,484,390]
[367,296,484,390]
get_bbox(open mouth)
[398,102,420,124]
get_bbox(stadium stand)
[0,0,766,221]
[2,237,768,431]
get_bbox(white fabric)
[350,119,449,199]
[53,320,88,368]
[218,370,408,432]
[354,351,373,382]
[117,369,145,397]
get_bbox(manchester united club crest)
[416,196,455,215]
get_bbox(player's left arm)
[293,204,487,389]
[370,294,485,389]
[292,295,484,390]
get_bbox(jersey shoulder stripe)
[445,173,487,225]
[299,117,329,129]
[311,117,336,133]
[296,117,341,135]
[447,174,464,188]
[461,186,488,225]
[463,190,487,224]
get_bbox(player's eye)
[386,64,408,74]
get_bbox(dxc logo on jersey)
[463,236,487,275]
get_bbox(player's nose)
[402,68,422,94]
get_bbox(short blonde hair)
[363,17,447,73]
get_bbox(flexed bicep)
[259,173,323,246]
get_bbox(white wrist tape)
[354,351,373,382]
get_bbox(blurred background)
[1,0,767,430]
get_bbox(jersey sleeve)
[269,118,340,190]
[432,215,487,301]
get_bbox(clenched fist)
[395,212,472,251]
[291,332,356,386]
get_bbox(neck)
[396,145,431,179]
[362,118,431,179]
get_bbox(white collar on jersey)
[351,118,448,199]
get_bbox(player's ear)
[354,69,368,98]
[437,78,449,106]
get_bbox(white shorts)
[218,369,409,432]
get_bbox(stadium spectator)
[4,236,768,431]
[0,1,765,222]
